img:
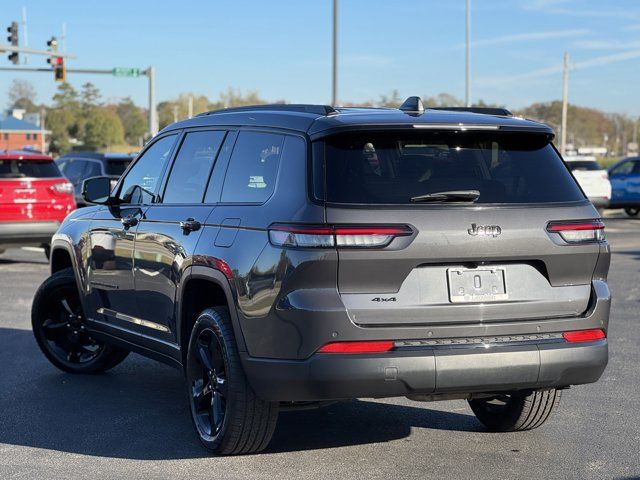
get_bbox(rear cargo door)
[319,130,602,327]
[0,159,69,222]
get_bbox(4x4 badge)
[468,223,502,237]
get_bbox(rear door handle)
[180,218,201,232]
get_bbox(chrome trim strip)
[394,333,565,350]
[97,307,170,333]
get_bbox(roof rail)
[198,104,338,117]
[430,106,513,116]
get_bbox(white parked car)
[563,155,611,210]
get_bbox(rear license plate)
[447,267,507,303]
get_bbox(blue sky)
[2,0,640,114]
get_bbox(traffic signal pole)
[0,64,159,139]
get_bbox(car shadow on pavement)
[0,327,481,460]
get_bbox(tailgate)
[329,204,599,326]
[318,129,602,327]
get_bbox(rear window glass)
[106,159,132,176]
[317,131,585,205]
[0,159,61,178]
[566,161,601,171]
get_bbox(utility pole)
[21,7,28,64]
[561,52,570,156]
[465,0,471,107]
[331,0,338,107]
[61,22,67,54]
[39,107,45,153]
[147,66,158,137]
[188,95,193,119]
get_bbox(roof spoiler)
[198,104,338,117]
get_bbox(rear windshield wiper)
[410,190,480,203]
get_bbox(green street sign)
[112,67,141,77]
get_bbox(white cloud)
[572,39,640,50]
[476,49,640,87]
[464,29,589,49]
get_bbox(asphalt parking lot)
[1,212,639,480]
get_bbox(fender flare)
[177,265,247,355]
[49,235,91,311]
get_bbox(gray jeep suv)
[31,98,610,455]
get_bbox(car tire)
[32,267,129,374]
[624,207,640,217]
[468,389,561,432]
[186,307,279,455]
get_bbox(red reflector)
[213,258,233,279]
[562,329,606,343]
[317,341,394,354]
[547,220,604,232]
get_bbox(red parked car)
[0,150,76,258]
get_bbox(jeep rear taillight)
[268,224,413,249]
[547,219,605,243]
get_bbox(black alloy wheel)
[37,280,103,365]
[32,268,129,373]
[188,327,228,441]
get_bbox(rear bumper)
[0,221,59,247]
[242,340,608,402]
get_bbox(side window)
[117,134,177,204]
[62,160,86,185]
[610,161,634,176]
[221,131,285,204]
[85,160,102,178]
[162,130,225,204]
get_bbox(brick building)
[0,110,49,153]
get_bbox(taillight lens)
[317,340,394,354]
[563,329,606,343]
[51,181,74,195]
[268,224,413,249]
[547,219,605,243]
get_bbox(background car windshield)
[318,131,586,204]
[0,160,61,178]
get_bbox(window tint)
[60,160,86,184]
[567,161,600,171]
[0,159,61,178]
[117,134,177,204]
[106,159,131,176]
[221,132,284,203]
[318,131,585,204]
[163,130,225,204]
[85,161,102,178]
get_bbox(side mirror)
[82,176,113,205]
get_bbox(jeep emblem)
[468,223,502,237]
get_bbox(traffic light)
[54,57,66,82]
[6,21,18,64]
[46,37,65,82]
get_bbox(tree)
[7,79,38,112]
[81,82,102,111]
[377,90,402,107]
[115,97,147,145]
[424,93,464,108]
[45,109,74,155]
[83,108,124,150]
